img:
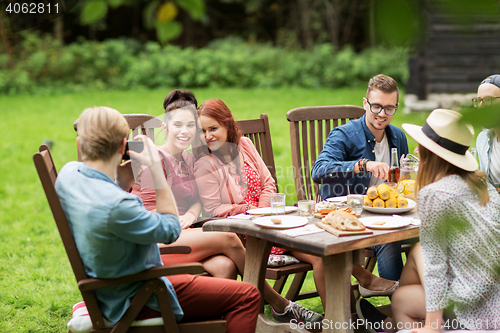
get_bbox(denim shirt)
[476,129,496,185]
[55,161,183,324]
[311,115,408,199]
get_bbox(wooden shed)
[406,1,500,99]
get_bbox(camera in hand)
[122,140,144,160]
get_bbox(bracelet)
[357,158,369,173]
[362,159,369,173]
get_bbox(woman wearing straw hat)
[357,109,500,332]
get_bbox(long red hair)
[196,99,245,187]
[197,99,242,145]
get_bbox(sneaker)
[271,301,323,323]
[356,299,388,333]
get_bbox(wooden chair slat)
[286,105,365,202]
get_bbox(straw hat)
[402,109,477,172]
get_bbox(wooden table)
[203,209,420,333]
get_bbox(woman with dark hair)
[134,89,244,279]
[358,109,500,333]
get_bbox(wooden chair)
[236,114,318,302]
[286,105,366,201]
[236,114,277,185]
[73,114,162,161]
[286,106,376,273]
[33,145,226,333]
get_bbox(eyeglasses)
[366,99,398,116]
[472,96,500,108]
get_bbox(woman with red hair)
[194,99,327,320]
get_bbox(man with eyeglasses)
[311,74,409,285]
[312,74,408,199]
[475,74,500,190]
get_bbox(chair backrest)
[236,114,278,185]
[286,105,365,201]
[73,114,163,161]
[33,145,107,329]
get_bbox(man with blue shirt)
[56,106,259,332]
[312,74,408,198]
[312,74,409,284]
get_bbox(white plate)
[362,198,416,214]
[246,206,298,215]
[326,196,348,203]
[359,216,412,230]
[253,215,308,229]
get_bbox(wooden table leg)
[243,236,272,311]
[322,252,353,333]
[245,236,310,333]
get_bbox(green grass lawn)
[1,86,470,332]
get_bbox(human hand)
[128,135,161,167]
[179,213,196,229]
[116,160,135,191]
[366,161,389,180]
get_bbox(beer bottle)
[388,148,400,183]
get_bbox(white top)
[418,175,500,329]
[489,139,500,187]
[368,132,390,187]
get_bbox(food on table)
[385,194,398,209]
[373,197,385,208]
[314,201,337,218]
[337,207,356,215]
[271,218,282,224]
[365,183,409,208]
[377,183,391,200]
[372,221,386,226]
[367,186,379,200]
[397,196,408,208]
[315,201,337,211]
[321,210,365,231]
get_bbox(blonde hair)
[77,107,129,161]
[416,144,489,205]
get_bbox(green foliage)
[80,0,109,25]
[0,34,409,96]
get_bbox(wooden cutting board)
[316,222,373,237]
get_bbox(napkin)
[280,224,325,237]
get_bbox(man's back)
[55,161,182,323]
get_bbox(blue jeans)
[368,241,403,281]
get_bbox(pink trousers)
[139,274,260,333]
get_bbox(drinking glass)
[270,193,286,215]
[298,200,315,217]
[347,194,364,216]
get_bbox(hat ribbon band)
[422,122,468,155]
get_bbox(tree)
[79,0,206,43]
